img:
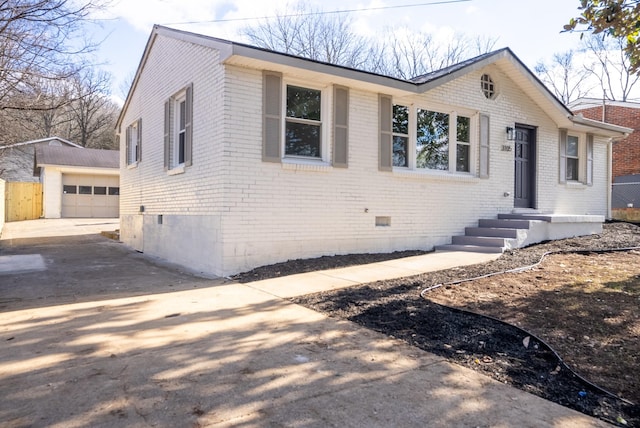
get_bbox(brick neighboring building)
[571,98,640,221]
[570,98,640,179]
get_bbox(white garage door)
[62,174,119,218]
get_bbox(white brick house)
[116,25,630,277]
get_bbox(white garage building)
[35,146,120,218]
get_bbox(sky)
[88,0,588,103]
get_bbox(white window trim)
[172,90,187,170]
[566,133,584,183]
[392,104,410,169]
[282,79,330,164]
[392,103,478,176]
[126,120,139,168]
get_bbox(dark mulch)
[236,222,640,427]
[230,249,428,283]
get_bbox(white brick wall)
[120,33,611,277]
[119,35,225,275]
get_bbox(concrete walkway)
[247,251,500,298]
[0,219,608,427]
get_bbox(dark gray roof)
[35,146,119,169]
[410,49,507,84]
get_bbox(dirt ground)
[2,222,612,427]
[237,222,640,426]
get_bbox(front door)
[514,126,536,208]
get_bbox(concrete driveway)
[0,219,608,427]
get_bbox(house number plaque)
[501,145,512,152]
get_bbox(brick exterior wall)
[574,104,640,179]
[119,33,613,277]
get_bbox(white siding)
[42,169,62,218]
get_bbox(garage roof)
[35,146,119,175]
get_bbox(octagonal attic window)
[480,74,496,99]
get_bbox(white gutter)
[570,114,633,137]
[607,140,613,219]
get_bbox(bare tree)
[242,3,498,80]
[0,0,104,113]
[535,51,593,104]
[581,35,640,101]
[66,69,118,148]
[242,2,369,69]
[370,28,497,80]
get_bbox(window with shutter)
[380,96,478,175]
[126,119,141,166]
[560,129,592,185]
[164,83,193,172]
[262,72,342,166]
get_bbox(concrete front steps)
[436,212,605,254]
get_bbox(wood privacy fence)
[5,182,42,222]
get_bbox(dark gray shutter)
[559,128,567,184]
[333,85,349,168]
[184,83,193,167]
[125,125,131,165]
[586,133,594,185]
[263,71,282,162]
[164,99,171,170]
[379,94,392,171]
[479,114,490,178]
[136,118,142,162]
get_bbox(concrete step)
[478,218,531,229]
[498,213,553,222]
[452,235,507,247]
[435,244,505,254]
[465,226,519,238]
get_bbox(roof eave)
[570,115,633,138]
[224,43,416,93]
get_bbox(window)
[176,95,187,165]
[63,185,76,194]
[480,74,496,99]
[456,116,471,172]
[285,85,322,158]
[392,105,409,167]
[416,109,449,170]
[262,72,349,166]
[126,119,141,165]
[380,98,476,174]
[79,186,92,195]
[566,135,579,181]
[94,186,107,195]
[164,83,193,171]
[560,131,594,185]
[108,187,120,196]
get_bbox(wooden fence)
[5,182,42,222]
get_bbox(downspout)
[607,138,613,219]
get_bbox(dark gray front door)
[514,126,536,208]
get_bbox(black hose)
[420,246,640,407]
[420,246,640,295]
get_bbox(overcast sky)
[90,0,586,103]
